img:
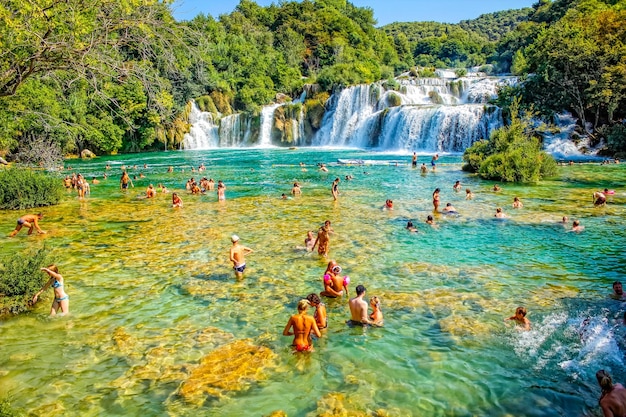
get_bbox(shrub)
[429,91,444,105]
[0,247,51,316]
[463,101,557,182]
[0,168,64,210]
[454,68,467,78]
[417,67,438,78]
[387,92,402,107]
[603,123,626,154]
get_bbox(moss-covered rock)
[210,91,233,116]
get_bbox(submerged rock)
[178,339,276,405]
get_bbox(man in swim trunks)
[283,299,321,352]
[442,203,458,214]
[9,213,46,237]
[230,234,253,278]
[412,152,417,167]
[348,285,373,325]
[431,154,438,171]
[594,190,607,206]
[120,171,133,190]
[597,369,626,417]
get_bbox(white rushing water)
[183,75,515,151]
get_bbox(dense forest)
[0,0,624,160]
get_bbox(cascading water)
[182,101,219,150]
[258,104,282,147]
[312,77,509,151]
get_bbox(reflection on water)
[1,149,625,416]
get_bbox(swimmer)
[172,192,183,208]
[158,183,169,193]
[207,178,215,191]
[217,180,226,201]
[120,171,133,189]
[146,184,156,198]
[495,207,507,218]
[561,216,569,224]
[91,177,100,185]
[230,235,253,278]
[320,261,350,298]
[493,184,501,192]
[167,166,173,173]
[383,199,393,210]
[32,265,69,316]
[425,215,436,226]
[512,197,523,208]
[465,188,474,200]
[612,281,625,300]
[431,154,438,171]
[406,221,418,232]
[9,213,46,237]
[571,219,585,232]
[505,306,531,330]
[291,183,301,196]
[420,163,427,174]
[442,203,458,214]
[283,299,321,353]
[306,293,327,330]
[597,370,626,417]
[432,188,440,211]
[281,193,288,200]
[348,285,373,325]
[312,220,333,257]
[319,163,328,172]
[453,180,462,192]
[369,296,384,326]
[304,230,315,251]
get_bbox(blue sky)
[172,0,537,25]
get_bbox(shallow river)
[1,148,625,416]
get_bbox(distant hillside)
[459,8,533,42]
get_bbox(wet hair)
[613,281,622,288]
[597,370,614,397]
[446,203,452,207]
[306,293,321,305]
[297,299,310,312]
[496,207,502,213]
[433,188,440,193]
[47,264,59,273]
[427,215,433,221]
[514,197,520,202]
[356,285,366,296]
[406,221,414,228]
[573,220,580,227]
[466,188,471,193]
[515,306,527,316]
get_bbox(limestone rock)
[81,149,96,158]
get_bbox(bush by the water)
[0,247,51,316]
[463,106,557,182]
[0,168,64,210]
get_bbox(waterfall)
[258,104,282,147]
[182,102,219,150]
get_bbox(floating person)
[611,281,625,300]
[172,192,183,208]
[432,188,440,211]
[348,284,373,325]
[283,299,321,353]
[229,234,253,278]
[494,207,507,218]
[597,369,626,417]
[571,219,585,232]
[594,190,607,206]
[306,293,327,330]
[312,220,333,257]
[9,213,46,237]
[383,199,393,210]
[453,180,462,192]
[304,231,315,251]
[369,296,384,326]
[505,306,531,330]
[465,188,474,200]
[331,178,340,201]
[406,221,418,232]
[320,260,350,298]
[32,265,69,316]
[442,203,458,215]
[512,197,523,208]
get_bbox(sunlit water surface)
[1,149,625,416]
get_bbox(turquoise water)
[1,148,625,416]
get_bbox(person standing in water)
[369,296,384,326]
[597,370,626,417]
[217,180,226,201]
[230,235,253,278]
[432,188,441,211]
[312,220,333,257]
[120,171,133,190]
[306,293,328,330]
[348,285,373,325]
[32,265,69,316]
[431,154,439,171]
[283,299,321,352]
[172,193,183,208]
[320,260,350,298]
[9,213,46,237]
[331,178,340,201]
[412,152,417,168]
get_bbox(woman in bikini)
[283,299,321,352]
[32,265,69,316]
[306,293,327,330]
[320,260,350,298]
[432,188,441,211]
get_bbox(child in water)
[505,306,531,330]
